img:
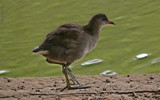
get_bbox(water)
[0,0,160,77]
[133,53,151,60]
[100,70,117,76]
[81,59,103,66]
[151,58,160,64]
[136,53,149,59]
[0,70,9,74]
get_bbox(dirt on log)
[0,74,160,100]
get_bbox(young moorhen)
[32,13,115,90]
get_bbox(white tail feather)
[37,50,49,55]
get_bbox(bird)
[32,13,115,90]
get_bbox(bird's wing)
[46,27,80,48]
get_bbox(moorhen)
[32,13,115,90]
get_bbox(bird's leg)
[67,67,80,85]
[46,59,75,85]
[61,64,79,85]
[63,64,71,88]
[61,63,91,90]
[46,59,90,91]
[68,69,91,89]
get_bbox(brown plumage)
[32,13,115,90]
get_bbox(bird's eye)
[102,17,108,21]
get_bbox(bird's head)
[91,13,115,26]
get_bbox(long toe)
[68,84,91,90]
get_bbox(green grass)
[0,0,160,77]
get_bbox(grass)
[0,0,160,77]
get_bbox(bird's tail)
[32,47,40,53]
[32,47,49,55]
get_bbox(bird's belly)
[47,57,66,64]
[43,46,67,64]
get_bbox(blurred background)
[0,0,160,77]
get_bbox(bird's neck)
[85,20,102,36]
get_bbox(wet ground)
[0,74,160,100]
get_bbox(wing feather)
[46,27,80,48]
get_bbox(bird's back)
[44,23,93,63]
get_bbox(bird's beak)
[108,19,115,25]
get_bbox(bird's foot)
[60,83,91,91]
[69,83,91,90]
